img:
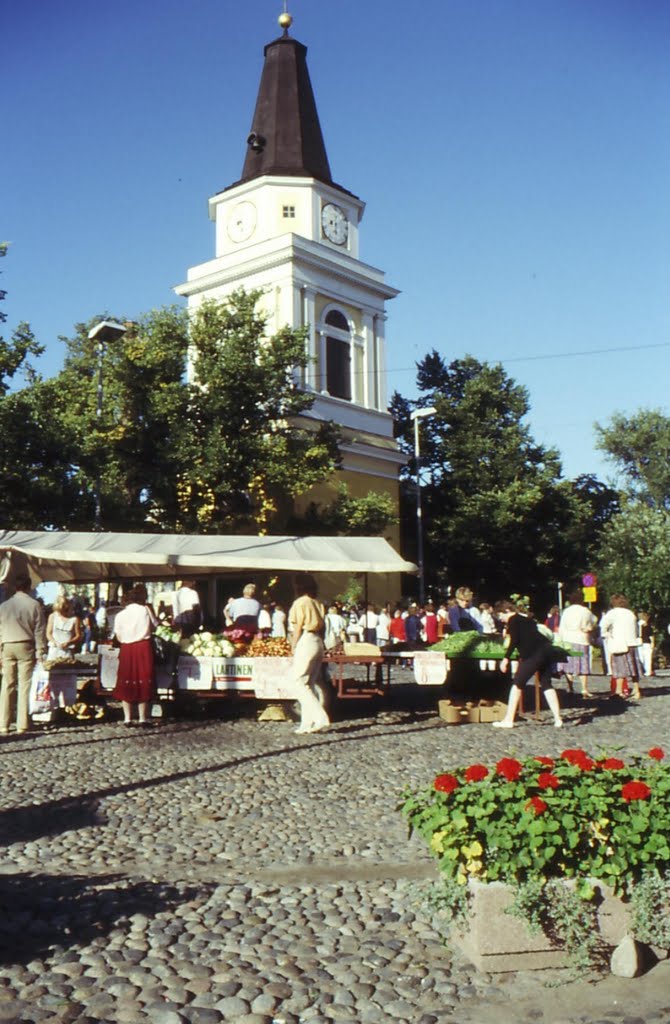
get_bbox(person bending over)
[492,599,563,729]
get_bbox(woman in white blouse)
[600,594,642,700]
[112,584,156,726]
[46,595,82,662]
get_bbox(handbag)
[29,668,53,715]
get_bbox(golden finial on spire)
[278,1,293,32]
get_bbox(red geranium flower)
[496,757,523,782]
[621,780,652,803]
[561,748,595,771]
[534,756,555,768]
[598,758,626,771]
[561,748,588,764]
[464,764,489,783]
[434,773,459,794]
[526,796,548,815]
[537,772,560,790]
[649,747,665,761]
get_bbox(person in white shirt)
[559,593,598,697]
[228,583,261,633]
[599,594,642,700]
[358,604,379,645]
[271,604,287,638]
[325,605,346,650]
[257,604,272,637]
[377,604,392,648]
[346,608,362,642]
[46,595,82,663]
[172,581,201,637]
[478,603,497,634]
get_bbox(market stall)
[0,530,418,710]
[0,531,416,585]
[419,632,579,721]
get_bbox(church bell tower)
[176,10,404,529]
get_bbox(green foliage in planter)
[410,876,608,972]
[629,872,670,948]
[400,747,670,894]
[507,879,608,972]
[415,877,471,933]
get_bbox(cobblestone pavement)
[1,670,670,1024]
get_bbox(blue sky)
[4,0,669,483]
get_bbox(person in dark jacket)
[404,604,422,648]
[448,587,483,633]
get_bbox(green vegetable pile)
[429,632,577,661]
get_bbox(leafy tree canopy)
[596,501,670,629]
[1,289,343,535]
[179,291,342,532]
[392,352,612,604]
[595,409,670,511]
[295,483,398,537]
[0,246,72,528]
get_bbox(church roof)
[225,24,356,198]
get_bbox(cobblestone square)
[2,672,670,1023]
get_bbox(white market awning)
[0,530,417,585]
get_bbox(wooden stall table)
[324,644,388,699]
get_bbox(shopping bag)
[29,668,53,715]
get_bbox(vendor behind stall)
[172,580,201,637]
[46,595,82,662]
[228,583,261,633]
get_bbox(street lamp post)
[410,406,436,606]
[87,320,128,529]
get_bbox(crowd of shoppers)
[0,572,664,737]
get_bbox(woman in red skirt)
[112,585,156,726]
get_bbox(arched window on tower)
[324,309,351,401]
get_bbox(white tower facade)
[175,19,405,531]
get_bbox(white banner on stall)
[212,658,254,691]
[178,655,213,691]
[413,651,447,686]
[252,657,296,700]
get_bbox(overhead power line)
[379,339,670,377]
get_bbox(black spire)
[239,31,333,185]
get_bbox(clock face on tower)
[321,202,348,245]
[226,201,257,243]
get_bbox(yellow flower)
[430,830,447,853]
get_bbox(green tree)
[391,352,600,603]
[596,502,670,628]
[295,483,398,536]
[179,290,341,533]
[1,244,44,394]
[0,245,80,528]
[595,409,670,511]
[594,409,670,627]
[1,286,344,533]
[43,306,191,530]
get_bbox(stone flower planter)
[451,879,632,972]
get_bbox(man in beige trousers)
[0,574,47,734]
